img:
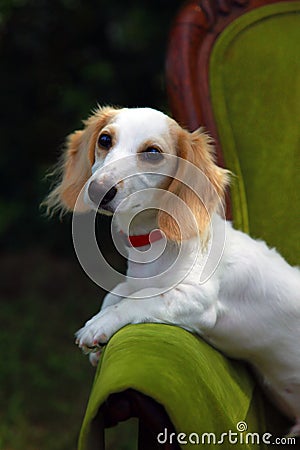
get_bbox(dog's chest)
[127,243,179,279]
[126,239,204,288]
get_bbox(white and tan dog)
[46,106,300,435]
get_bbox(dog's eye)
[98,133,112,150]
[140,147,163,163]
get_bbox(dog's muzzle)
[88,180,117,208]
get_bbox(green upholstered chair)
[78,1,299,448]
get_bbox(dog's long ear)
[44,106,118,214]
[158,127,230,242]
[46,129,90,213]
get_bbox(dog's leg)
[79,282,135,366]
[76,284,219,351]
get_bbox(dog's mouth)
[95,196,142,216]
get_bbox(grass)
[0,248,136,450]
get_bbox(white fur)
[67,107,300,435]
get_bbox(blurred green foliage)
[1,249,104,449]
[0,1,183,448]
[0,0,182,253]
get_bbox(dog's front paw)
[75,305,124,353]
[75,320,109,353]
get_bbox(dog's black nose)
[88,180,117,207]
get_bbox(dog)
[46,106,300,436]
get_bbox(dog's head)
[45,106,229,241]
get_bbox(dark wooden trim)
[166,0,295,137]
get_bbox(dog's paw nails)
[81,346,91,355]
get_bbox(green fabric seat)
[78,3,299,449]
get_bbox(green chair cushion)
[210,1,300,265]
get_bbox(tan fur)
[44,106,119,213]
[158,127,230,242]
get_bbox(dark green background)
[0,1,182,448]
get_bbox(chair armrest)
[78,323,284,450]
